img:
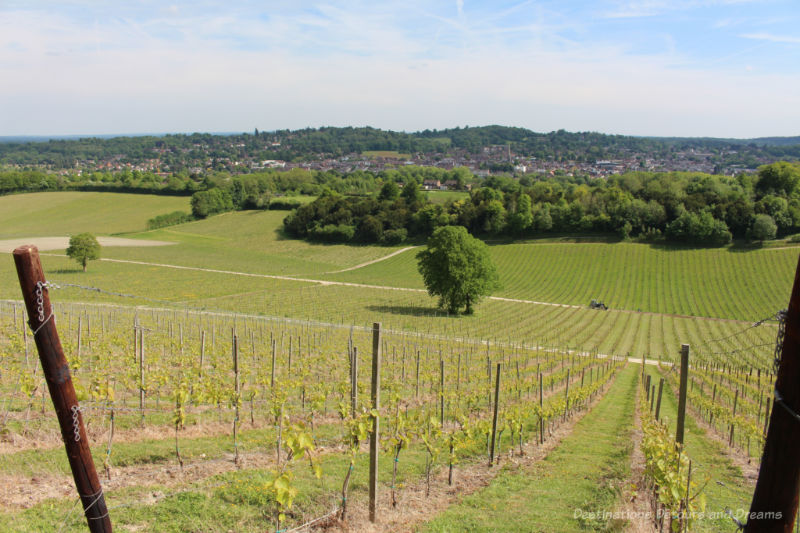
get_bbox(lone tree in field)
[417,226,499,314]
[66,233,101,272]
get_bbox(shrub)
[382,228,408,245]
[147,211,194,230]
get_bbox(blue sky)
[1,0,799,137]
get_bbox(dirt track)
[0,236,174,253]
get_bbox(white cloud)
[604,0,758,19]
[740,32,800,44]
[0,2,798,137]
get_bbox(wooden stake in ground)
[369,323,382,523]
[676,344,689,446]
[489,362,501,466]
[13,245,112,533]
[746,254,800,532]
[655,378,664,421]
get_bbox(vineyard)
[0,192,796,531]
[0,298,623,531]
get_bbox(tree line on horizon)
[2,152,799,246]
[2,125,800,170]
[282,162,800,246]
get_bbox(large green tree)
[416,226,499,314]
[66,233,101,272]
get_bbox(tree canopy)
[66,233,101,272]
[416,226,499,314]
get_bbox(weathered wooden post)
[489,362,501,466]
[233,334,241,466]
[351,346,358,417]
[369,323,381,523]
[746,256,800,531]
[539,372,544,444]
[440,358,445,426]
[655,378,664,421]
[270,338,277,388]
[676,344,689,446]
[139,328,145,424]
[199,330,205,377]
[13,245,112,533]
[729,389,739,448]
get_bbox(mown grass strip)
[421,364,639,533]
[649,366,755,532]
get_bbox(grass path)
[649,366,755,532]
[421,364,639,532]
[322,246,419,274]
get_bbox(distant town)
[1,126,799,184]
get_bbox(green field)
[321,242,798,322]
[426,189,470,203]
[361,150,411,158]
[0,191,191,237]
[0,192,791,366]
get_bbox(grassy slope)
[115,210,403,275]
[0,192,190,238]
[649,366,755,532]
[422,364,638,532]
[0,192,789,365]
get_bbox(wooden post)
[415,350,420,398]
[763,398,771,438]
[711,383,718,424]
[23,313,29,367]
[650,385,655,412]
[676,344,689,446]
[199,330,205,377]
[132,320,138,364]
[139,328,145,424]
[729,389,739,448]
[746,256,800,531]
[77,315,82,362]
[271,339,276,388]
[440,358,445,426]
[351,346,358,417]
[401,346,406,381]
[539,372,544,444]
[655,378,664,421]
[13,245,112,533]
[369,323,381,523]
[233,334,241,466]
[457,353,461,392]
[489,363,501,466]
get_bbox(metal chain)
[71,405,81,442]
[773,309,788,376]
[31,281,60,335]
[770,308,800,424]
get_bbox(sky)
[1,0,799,138]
